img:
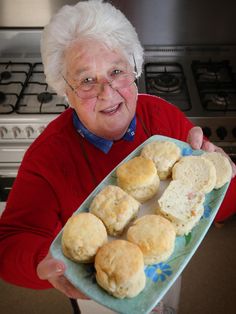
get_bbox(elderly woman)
[0,0,235,313]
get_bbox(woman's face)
[64,40,138,140]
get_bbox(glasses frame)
[62,56,139,100]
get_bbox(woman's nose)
[97,81,115,100]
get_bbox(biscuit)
[141,140,181,179]
[173,206,204,236]
[95,239,146,298]
[89,185,140,236]
[172,155,217,193]
[116,156,160,202]
[127,215,176,264]
[61,212,107,263]
[157,180,205,235]
[202,152,232,189]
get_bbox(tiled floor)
[1,217,236,314]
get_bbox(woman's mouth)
[100,103,122,115]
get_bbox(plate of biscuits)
[50,135,231,314]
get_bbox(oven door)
[0,166,18,215]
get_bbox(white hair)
[41,0,144,96]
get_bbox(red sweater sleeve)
[0,166,61,289]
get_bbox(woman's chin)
[101,127,127,141]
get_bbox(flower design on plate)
[203,204,212,218]
[182,147,193,156]
[84,264,97,283]
[145,262,172,282]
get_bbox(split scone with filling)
[141,140,181,179]
[116,156,160,202]
[95,239,146,299]
[157,180,205,235]
[89,185,140,236]
[127,214,176,264]
[172,155,217,193]
[202,152,232,189]
[61,212,107,263]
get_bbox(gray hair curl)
[41,0,144,96]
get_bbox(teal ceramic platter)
[50,135,230,314]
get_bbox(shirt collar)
[72,110,136,154]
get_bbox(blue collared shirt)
[72,110,136,154]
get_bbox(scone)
[61,212,107,263]
[127,215,176,264]
[95,239,146,298]
[172,155,217,193]
[89,185,140,236]
[202,152,232,189]
[116,156,160,202]
[141,140,181,179]
[157,180,205,235]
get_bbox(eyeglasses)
[62,71,137,100]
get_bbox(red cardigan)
[0,94,235,289]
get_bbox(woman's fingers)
[37,253,65,280]
[50,275,89,299]
[187,126,204,149]
[36,253,89,299]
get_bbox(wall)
[0,0,236,45]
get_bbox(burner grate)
[192,60,236,111]
[0,62,32,113]
[144,62,191,111]
[0,62,69,114]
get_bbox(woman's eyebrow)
[72,59,129,78]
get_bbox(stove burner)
[0,71,12,80]
[37,92,53,103]
[0,91,6,104]
[199,69,221,81]
[211,92,229,107]
[150,73,181,93]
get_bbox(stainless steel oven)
[0,29,68,213]
[1,0,236,213]
[137,45,236,162]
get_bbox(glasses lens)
[76,85,98,99]
[112,73,135,90]
[75,73,136,99]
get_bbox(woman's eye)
[81,77,95,85]
[112,69,123,76]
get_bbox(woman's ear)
[64,94,73,108]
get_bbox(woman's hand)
[187,126,236,177]
[37,252,88,299]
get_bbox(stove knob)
[232,127,236,138]
[0,126,8,138]
[12,126,21,138]
[202,126,212,138]
[216,126,227,140]
[38,126,46,134]
[25,126,34,138]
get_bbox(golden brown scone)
[116,156,160,202]
[172,155,217,193]
[95,240,146,299]
[61,212,107,263]
[89,185,140,236]
[202,152,232,189]
[141,140,181,179]
[127,215,176,264]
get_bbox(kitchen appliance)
[0,30,68,213]
[138,45,236,159]
[0,0,236,214]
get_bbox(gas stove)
[138,45,236,158]
[0,31,236,210]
